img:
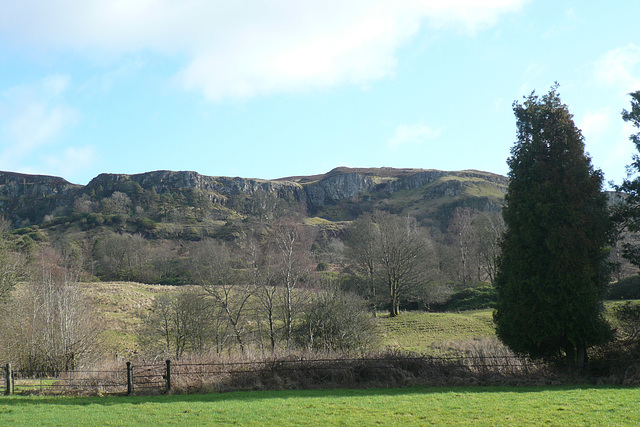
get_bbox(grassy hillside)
[378,310,496,354]
[84,282,500,357]
[82,282,635,358]
[81,282,191,356]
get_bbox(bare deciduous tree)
[3,247,102,373]
[447,207,478,286]
[191,239,252,354]
[142,289,214,359]
[376,212,430,317]
[474,211,505,285]
[269,218,313,347]
[344,213,380,310]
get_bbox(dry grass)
[79,282,197,356]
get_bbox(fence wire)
[2,355,545,396]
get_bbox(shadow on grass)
[0,384,631,407]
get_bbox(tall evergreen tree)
[493,86,613,368]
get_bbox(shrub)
[316,262,330,272]
[442,285,497,311]
[136,216,157,232]
[294,290,377,353]
[614,301,640,341]
[608,276,640,300]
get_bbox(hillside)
[0,167,507,235]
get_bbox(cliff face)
[85,170,305,202]
[0,167,508,227]
[0,172,81,223]
[303,172,376,206]
[0,171,79,198]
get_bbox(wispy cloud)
[579,108,611,140]
[593,43,640,91]
[0,0,527,100]
[5,103,78,154]
[388,123,441,149]
[0,75,84,174]
[43,146,97,180]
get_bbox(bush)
[614,301,640,341]
[608,276,640,300]
[294,290,377,353]
[136,216,157,232]
[441,285,497,311]
[316,262,330,272]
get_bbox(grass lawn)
[1,385,638,426]
[378,309,496,354]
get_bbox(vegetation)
[608,275,640,299]
[294,287,377,352]
[378,310,495,354]
[440,285,497,311]
[494,86,613,369]
[1,126,640,405]
[613,90,640,267]
[1,386,640,425]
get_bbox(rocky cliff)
[0,167,508,228]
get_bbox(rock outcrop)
[0,167,508,226]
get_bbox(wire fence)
[2,355,546,396]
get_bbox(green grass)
[378,309,496,354]
[378,302,638,355]
[1,385,639,426]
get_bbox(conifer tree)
[494,86,613,368]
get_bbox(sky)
[1,1,639,186]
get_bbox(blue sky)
[1,1,639,186]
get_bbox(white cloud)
[0,0,527,100]
[593,44,640,91]
[43,146,97,179]
[0,76,78,169]
[6,103,77,153]
[579,108,611,140]
[388,123,441,149]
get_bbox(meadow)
[3,283,640,425]
[1,385,639,426]
[81,281,633,357]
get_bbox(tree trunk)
[564,344,576,370]
[576,342,588,369]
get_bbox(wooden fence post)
[165,360,171,393]
[4,363,13,396]
[126,362,133,396]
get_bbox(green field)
[1,385,638,426]
[378,310,496,354]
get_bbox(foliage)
[613,91,640,267]
[316,261,330,271]
[494,86,613,368]
[613,301,640,342]
[608,275,640,299]
[441,285,497,311]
